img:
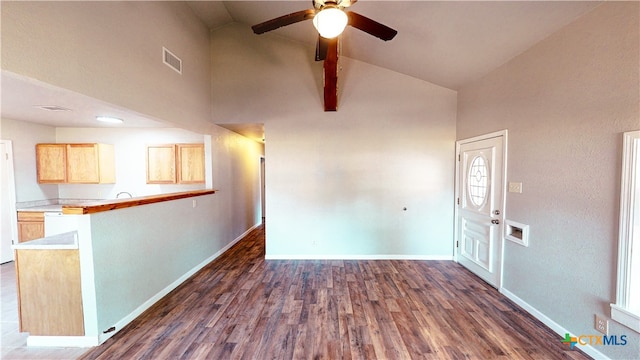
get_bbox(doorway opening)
[1,140,18,264]
[260,155,265,224]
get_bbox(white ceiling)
[203,1,601,90]
[1,71,171,129]
[1,1,602,140]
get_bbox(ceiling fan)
[251,0,398,111]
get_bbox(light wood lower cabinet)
[16,249,84,336]
[17,212,44,243]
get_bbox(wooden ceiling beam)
[323,37,339,111]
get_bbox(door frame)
[453,130,508,289]
[259,155,265,222]
[1,140,18,263]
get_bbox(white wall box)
[505,219,529,247]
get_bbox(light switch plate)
[508,182,523,193]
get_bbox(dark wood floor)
[79,225,589,359]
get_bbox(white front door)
[456,132,506,288]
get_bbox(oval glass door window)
[468,155,489,207]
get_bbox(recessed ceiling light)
[96,116,124,124]
[35,105,71,112]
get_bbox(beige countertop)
[17,204,64,212]
[12,231,78,250]
[16,191,216,215]
[17,199,101,213]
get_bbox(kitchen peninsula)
[14,189,221,347]
[61,190,214,214]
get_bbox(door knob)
[491,219,500,225]
[493,210,501,215]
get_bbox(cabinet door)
[177,144,205,184]
[67,144,100,183]
[17,249,84,335]
[17,222,44,243]
[96,144,116,183]
[17,212,45,243]
[147,145,176,184]
[36,144,66,183]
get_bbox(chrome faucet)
[116,191,133,199]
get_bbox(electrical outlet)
[192,199,197,208]
[595,314,608,335]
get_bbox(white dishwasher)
[44,212,81,237]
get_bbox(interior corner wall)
[0,118,58,202]
[209,125,265,241]
[456,3,640,359]
[211,24,458,258]
[1,1,213,133]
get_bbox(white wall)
[209,126,265,241]
[0,118,58,202]
[1,1,214,134]
[44,191,254,343]
[55,127,207,200]
[457,3,640,359]
[89,194,221,335]
[211,24,457,258]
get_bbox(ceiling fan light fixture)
[313,6,348,39]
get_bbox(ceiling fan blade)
[337,0,357,7]
[324,37,339,111]
[347,11,397,41]
[315,36,330,61]
[252,9,316,34]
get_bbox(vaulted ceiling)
[190,1,601,90]
[1,1,602,140]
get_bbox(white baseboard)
[96,222,262,345]
[27,336,99,347]
[500,288,610,360]
[265,254,453,260]
[234,222,262,244]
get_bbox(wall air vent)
[163,47,182,74]
[35,105,71,112]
